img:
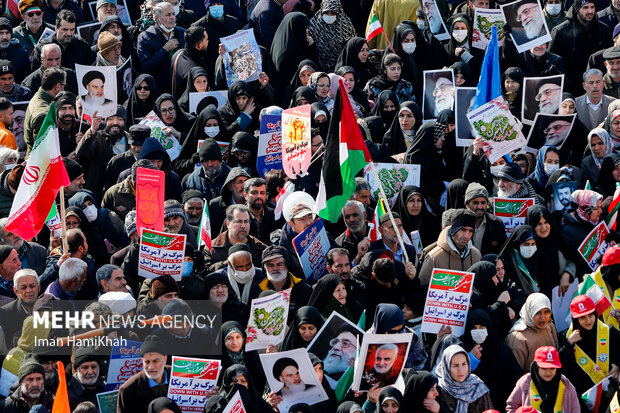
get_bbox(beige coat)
[506,323,559,371]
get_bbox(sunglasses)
[26,10,42,16]
[136,86,150,91]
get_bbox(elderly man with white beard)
[224,243,262,305]
[496,163,544,204]
[0,357,53,413]
[67,347,105,411]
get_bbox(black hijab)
[270,12,314,88]
[124,73,159,125]
[218,321,246,370]
[597,153,620,198]
[393,185,440,247]
[204,396,228,413]
[334,37,375,88]
[281,306,325,351]
[335,65,372,115]
[403,370,438,413]
[371,90,400,133]
[311,102,330,139]
[468,261,504,309]
[178,67,210,113]
[218,81,260,133]
[382,101,422,155]
[290,86,317,108]
[530,360,562,413]
[405,121,445,197]
[154,93,194,135]
[498,225,539,295]
[389,22,424,96]
[336,401,363,413]
[282,59,318,106]
[525,205,563,297]
[228,131,258,176]
[376,387,404,413]
[450,62,475,87]
[148,398,181,413]
[445,179,469,209]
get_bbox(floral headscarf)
[571,189,603,224]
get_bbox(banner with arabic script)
[293,219,330,283]
[578,221,614,271]
[167,356,221,412]
[494,197,535,235]
[105,340,142,391]
[257,114,282,177]
[245,288,291,351]
[139,229,186,281]
[421,269,475,337]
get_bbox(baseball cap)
[569,294,596,318]
[534,346,562,368]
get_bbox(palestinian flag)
[577,274,612,315]
[607,182,620,230]
[366,14,384,42]
[315,79,373,222]
[6,103,69,240]
[369,196,386,242]
[197,201,212,250]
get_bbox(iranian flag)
[607,182,620,230]
[582,376,611,413]
[6,103,69,240]
[197,201,212,250]
[315,79,373,222]
[366,14,384,42]
[369,196,386,241]
[576,274,613,315]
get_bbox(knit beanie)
[124,210,137,236]
[18,355,45,383]
[18,0,43,15]
[151,275,179,299]
[0,245,13,264]
[448,209,476,237]
[97,31,121,55]
[73,346,100,368]
[140,335,166,356]
[63,158,84,182]
[464,182,489,205]
[199,139,222,162]
[164,202,184,219]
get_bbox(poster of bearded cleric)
[525,113,576,152]
[423,70,455,121]
[307,312,364,386]
[75,64,117,118]
[500,0,551,53]
[352,333,412,391]
[521,75,564,125]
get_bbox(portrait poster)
[307,312,364,385]
[494,197,535,235]
[423,70,455,121]
[167,356,221,411]
[500,0,551,53]
[139,111,182,161]
[136,167,165,234]
[259,348,328,413]
[222,391,246,413]
[525,113,575,152]
[117,57,133,102]
[96,390,119,413]
[105,340,142,391]
[11,101,28,159]
[455,87,477,147]
[552,181,577,213]
[421,0,450,41]
[76,21,100,46]
[221,29,262,87]
[578,221,614,271]
[466,96,527,163]
[362,163,421,207]
[472,8,506,50]
[420,269,475,337]
[257,114,283,177]
[352,333,412,391]
[88,0,132,25]
[521,75,564,125]
[189,91,228,114]
[281,105,311,179]
[245,289,291,351]
[75,64,117,118]
[138,229,186,281]
[292,219,330,283]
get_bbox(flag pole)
[382,31,396,53]
[368,162,410,263]
[58,187,69,254]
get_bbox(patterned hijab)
[571,189,603,224]
[308,0,356,72]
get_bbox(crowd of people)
[0,0,617,411]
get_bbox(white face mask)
[173,5,180,15]
[452,29,468,43]
[470,328,488,344]
[4,163,16,171]
[83,204,98,222]
[417,19,427,31]
[204,126,219,137]
[544,163,559,176]
[322,14,337,24]
[116,33,123,40]
[160,23,174,33]
[401,42,417,54]
[520,245,537,259]
[546,3,561,14]
[490,164,503,177]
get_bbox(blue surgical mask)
[209,4,224,18]
[181,261,193,277]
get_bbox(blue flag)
[472,26,501,110]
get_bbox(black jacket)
[67,376,105,411]
[0,387,53,413]
[117,368,171,413]
[0,42,30,84]
[21,66,79,96]
[479,213,508,256]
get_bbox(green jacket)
[24,88,54,154]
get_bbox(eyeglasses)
[432,83,452,96]
[329,338,357,350]
[535,86,560,101]
[160,107,175,114]
[516,5,538,22]
[543,123,569,134]
[136,86,150,91]
[26,10,42,16]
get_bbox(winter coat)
[137,25,186,93]
[183,163,231,203]
[505,322,559,372]
[12,21,54,57]
[249,0,284,49]
[506,373,580,413]
[102,176,135,221]
[204,231,267,273]
[32,34,94,72]
[0,42,30,84]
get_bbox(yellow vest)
[530,378,565,413]
[592,268,620,329]
[566,320,610,384]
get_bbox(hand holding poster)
[257,114,282,177]
[352,333,413,391]
[138,229,186,280]
[105,340,143,391]
[578,221,614,271]
[466,96,527,163]
[167,356,221,412]
[221,29,262,87]
[245,289,291,351]
[75,64,117,118]
[136,167,165,234]
[140,111,182,161]
[420,269,475,337]
[281,105,311,179]
[472,8,506,50]
[423,70,455,120]
[363,163,421,207]
[222,391,246,413]
[552,181,577,213]
[494,198,535,235]
[293,219,330,283]
[500,0,551,53]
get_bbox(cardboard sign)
[136,167,165,234]
[105,340,142,391]
[96,390,119,413]
[467,96,527,163]
[257,114,283,177]
[281,105,311,179]
[292,219,330,283]
[245,289,291,351]
[138,229,186,281]
[140,111,182,161]
[222,391,246,413]
[494,198,535,235]
[167,356,221,412]
[578,221,614,271]
[189,91,228,114]
[472,8,506,50]
[221,29,262,87]
[352,333,413,391]
[420,269,475,337]
[363,163,421,207]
